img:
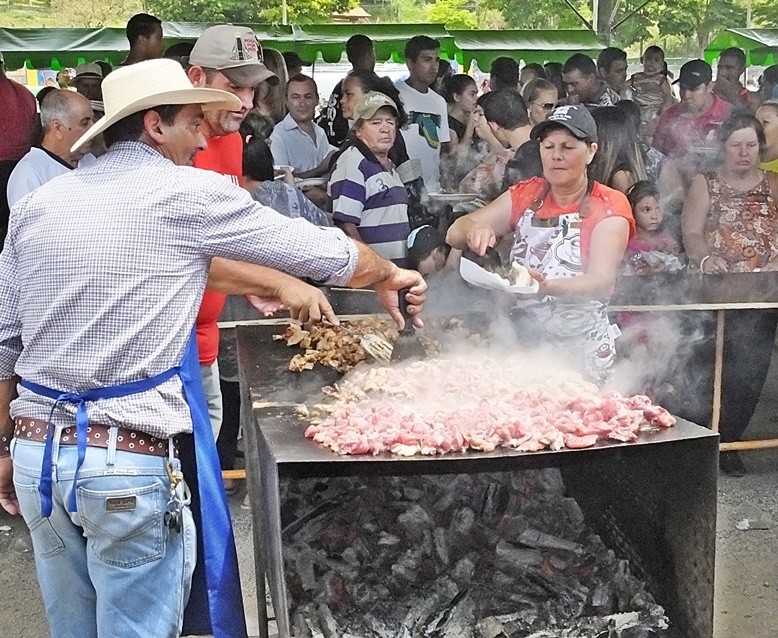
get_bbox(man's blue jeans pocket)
[78,477,168,568]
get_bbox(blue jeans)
[11,437,197,638]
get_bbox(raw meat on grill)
[304,357,675,456]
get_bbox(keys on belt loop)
[164,445,187,534]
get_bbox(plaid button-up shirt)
[0,141,358,438]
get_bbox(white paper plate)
[459,257,539,294]
[295,177,328,189]
[426,192,478,203]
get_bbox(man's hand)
[0,456,19,516]
[373,268,427,330]
[278,280,338,325]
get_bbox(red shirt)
[509,177,635,268]
[653,96,732,158]
[0,76,36,161]
[193,132,243,365]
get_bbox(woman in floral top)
[681,111,778,476]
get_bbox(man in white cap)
[71,62,103,101]
[7,90,94,206]
[183,25,281,444]
[0,58,426,638]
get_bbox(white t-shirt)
[395,80,450,193]
[7,146,73,208]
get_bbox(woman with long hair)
[590,106,647,193]
[522,78,558,127]
[250,47,289,139]
[440,74,482,189]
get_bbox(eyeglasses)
[533,102,555,110]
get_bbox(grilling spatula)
[390,288,426,362]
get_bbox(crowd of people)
[1,11,778,637]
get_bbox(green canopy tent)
[705,28,778,67]
[0,27,129,70]
[288,23,456,64]
[0,22,296,70]
[0,22,457,71]
[449,29,604,69]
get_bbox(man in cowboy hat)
[71,62,104,101]
[0,58,426,638]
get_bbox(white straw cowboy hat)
[71,58,242,152]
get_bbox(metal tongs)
[337,324,394,364]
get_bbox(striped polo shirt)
[329,141,410,267]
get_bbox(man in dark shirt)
[319,34,375,146]
[119,13,165,66]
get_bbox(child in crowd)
[407,225,460,276]
[629,46,675,141]
[622,181,684,275]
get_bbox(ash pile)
[281,469,671,637]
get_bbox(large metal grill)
[236,323,718,638]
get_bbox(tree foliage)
[49,0,140,27]
[426,0,478,29]
[652,0,746,56]
[145,0,353,24]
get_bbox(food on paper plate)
[304,356,676,456]
[504,262,534,287]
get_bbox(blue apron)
[20,330,248,638]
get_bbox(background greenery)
[0,0,775,58]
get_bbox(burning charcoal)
[292,608,310,638]
[495,540,543,573]
[433,527,450,565]
[398,504,435,543]
[284,471,671,637]
[288,544,317,592]
[477,616,506,638]
[364,614,395,638]
[315,571,349,606]
[451,554,476,587]
[491,570,516,590]
[479,481,509,522]
[316,603,339,638]
[346,581,376,608]
[401,576,459,632]
[433,475,475,512]
[391,548,423,583]
[518,528,583,553]
[377,531,401,546]
[591,583,614,610]
[402,486,425,501]
[448,507,476,543]
[560,497,586,534]
[340,546,360,567]
[438,594,476,637]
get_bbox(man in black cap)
[653,59,731,164]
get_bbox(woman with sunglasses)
[522,78,559,127]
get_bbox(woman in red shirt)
[447,105,634,382]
